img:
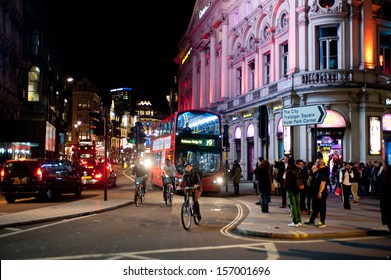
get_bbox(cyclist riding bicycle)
[132,158,148,193]
[162,158,176,200]
[180,162,202,221]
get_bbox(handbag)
[335,187,341,196]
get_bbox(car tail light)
[94,173,103,179]
[0,169,5,182]
[36,167,43,182]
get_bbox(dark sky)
[48,1,196,112]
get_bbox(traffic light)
[89,112,100,135]
[223,124,229,148]
[129,127,136,144]
[135,122,145,145]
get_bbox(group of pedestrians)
[251,155,334,228]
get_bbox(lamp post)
[74,121,81,142]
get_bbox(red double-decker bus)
[149,109,224,193]
[77,139,96,159]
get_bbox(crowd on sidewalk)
[231,154,391,236]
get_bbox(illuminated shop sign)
[369,116,381,155]
[283,126,291,155]
[242,112,253,118]
[385,98,391,106]
[383,114,391,131]
[180,138,215,147]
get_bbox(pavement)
[0,178,389,239]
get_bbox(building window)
[28,66,40,102]
[236,67,242,95]
[318,26,339,70]
[263,25,270,41]
[248,36,255,51]
[235,43,241,58]
[280,13,288,30]
[264,53,271,85]
[380,34,391,75]
[248,61,255,91]
[319,0,335,9]
[30,29,40,56]
[281,43,288,77]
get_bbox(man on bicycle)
[162,158,176,201]
[181,163,202,221]
[132,158,148,194]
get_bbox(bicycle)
[163,176,175,206]
[180,186,200,230]
[134,176,146,207]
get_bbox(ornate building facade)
[176,0,391,179]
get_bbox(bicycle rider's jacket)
[133,164,148,177]
[181,170,201,190]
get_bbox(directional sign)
[282,105,327,126]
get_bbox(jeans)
[309,193,328,224]
[342,184,352,209]
[260,191,270,213]
[287,191,301,224]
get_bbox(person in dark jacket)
[132,158,149,193]
[305,158,329,227]
[380,164,391,238]
[256,159,272,213]
[181,163,202,221]
[285,157,304,227]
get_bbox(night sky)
[47,1,196,112]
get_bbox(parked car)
[78,159,117,188]
[0,158,83,203]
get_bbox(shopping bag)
[335,187,341,196]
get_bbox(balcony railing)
[218,69,390,113]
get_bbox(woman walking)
[232,160,242,195]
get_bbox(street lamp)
[74,121,81,141]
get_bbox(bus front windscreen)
[175,148,221,176]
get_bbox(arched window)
[247,123,254,138]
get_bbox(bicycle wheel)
[165,188,171,206]
[140,188,144,204]
[169,187,174,205]
[134,192,139,207]
[181,202,191,230]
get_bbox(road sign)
[282,105,326,126]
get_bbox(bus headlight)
[142,158,152,168]
[214,176,223,185]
